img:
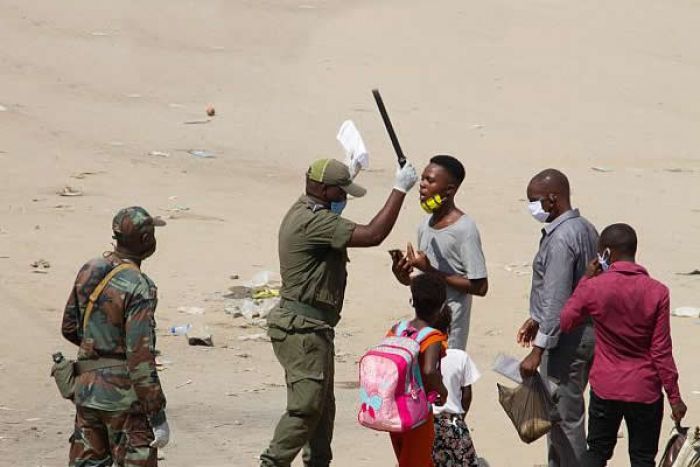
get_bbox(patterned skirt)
[432,412,479,467]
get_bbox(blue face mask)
[330,200,347,215]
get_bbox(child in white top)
[432,312,481,466]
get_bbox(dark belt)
[95,350,127,360]
[75,358,127,375]
[279,299,338,327]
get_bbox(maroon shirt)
[560,261,681,404]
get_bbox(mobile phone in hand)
[388,249,403,262]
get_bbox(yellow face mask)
[420,194,444,213]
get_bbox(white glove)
[150,420,170,448]
[393,161,419,193]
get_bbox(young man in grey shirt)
[518,169,598,467]
[392,155,488,349]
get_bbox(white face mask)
[528,200,550,223]
[597,248,611,272]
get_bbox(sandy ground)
[2,1,700,466]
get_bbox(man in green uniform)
[62,207,169,466]
[260,158,419,467]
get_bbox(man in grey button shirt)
[517,169,598,467]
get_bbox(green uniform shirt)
[277,195,357,326]
[62,254,166,417]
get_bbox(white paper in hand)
[337,120,369,179]
[492,353,557,395]
[492,353,524,384]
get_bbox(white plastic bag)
[660,425,700,467]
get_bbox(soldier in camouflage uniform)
[62,207,169,467]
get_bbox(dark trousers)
[583,390,663,467]
[261,309,336,467]
[541,323,595,467]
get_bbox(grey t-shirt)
[417,214,488,349]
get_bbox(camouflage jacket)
[62,252,166,421]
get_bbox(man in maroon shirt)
[560,223,686,467]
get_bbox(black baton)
[372,89,406,168]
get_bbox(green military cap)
[307,158,366,198]
[112,206,166,239]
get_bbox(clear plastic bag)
[660,425,700,467]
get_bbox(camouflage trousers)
[69,405,157,467]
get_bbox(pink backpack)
[357,321,438,432]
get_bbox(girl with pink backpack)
[359,274,449,467]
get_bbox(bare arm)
[347,189,406,247]
[422,342,448,405]
[435,273,488,296]
[461,385,473,415]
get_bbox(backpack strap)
[394,320,410,337]
[415,326,438,343]
[82,263,139,331]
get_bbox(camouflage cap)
[112,206,165,239]
[307,158,366,198]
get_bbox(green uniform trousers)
[69,405,157,467]
[261,308,335,467]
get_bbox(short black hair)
[600,223,637,257]
[430,154,465,185]
[530,168,570,197]
[411,273,446,321]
